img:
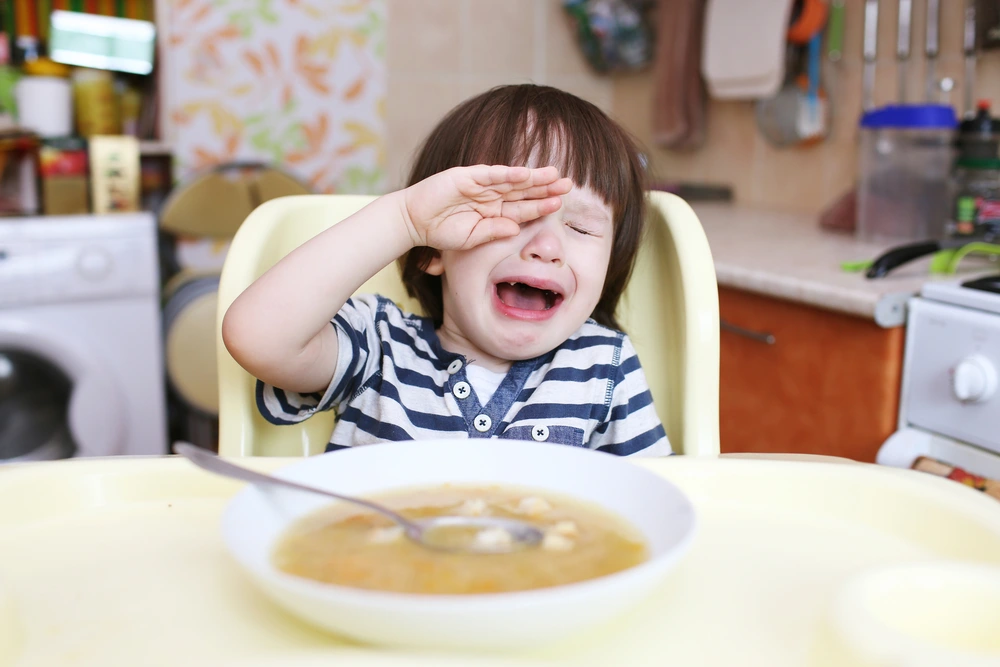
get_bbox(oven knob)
[952,355,998,403]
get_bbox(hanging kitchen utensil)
[797,31,828,143]
[823,0,845,139]
[755,46,805,146]
[755,1,829,147]
[896,0,912,103]
[964,2,978,118]
[826,0,845,62]
[786,0,828,45]
[863,0,879,111]
[702,0,795,99]
[651,0,708,151]
[925,0,940,102]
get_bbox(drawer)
[719,287,905,461]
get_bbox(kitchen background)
[383,0,1000,213]
[1,0,999,500]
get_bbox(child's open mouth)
[494,280,564,320]
[497,282,561,310]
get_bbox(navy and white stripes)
[257,294,672,456]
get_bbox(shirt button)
[474,414,492,432]
[531,425,550,442]
[453,381,471,399]
[447,359,463,375]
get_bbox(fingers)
[499,196,563,224]
[502,177,573,202]
[464,217,521,247]
[468,165,569,193]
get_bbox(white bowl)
[833,562,1000,667]
[221,439,696,650]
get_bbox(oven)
[878,273,1000,481]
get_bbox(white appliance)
[878,273,1000,479]
[0,213,167,461]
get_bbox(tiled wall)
[385,0,612,189]
[615,0,1000,214]
[387,0,1000,215]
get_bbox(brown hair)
[399,84,647,331]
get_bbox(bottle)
[956,100,1000,161]
[950,101,1000,239]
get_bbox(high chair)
[215,192,720,457]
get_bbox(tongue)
[497,283,548,311]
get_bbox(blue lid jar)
[860,104,958,129]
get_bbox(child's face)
[425,183,614,363]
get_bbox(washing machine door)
[0,323,126,460]
[0,351,74,461]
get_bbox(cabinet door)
[719,287,905,461]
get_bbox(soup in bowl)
[221,439,696,650]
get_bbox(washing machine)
[0,213,167,461]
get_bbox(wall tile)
[937,0,968,57]
[875,0,900,63]
[840,0,866,66]
[547,75,614,113]
[545,0,594,77]
[386,0,463,75]
[937,54,971,112]
[749,133,830,213]
[459,75,539,101]
[826,61,862,143]
[977,52,1000,110]
[386,78,466,189]
[465,0,535,77]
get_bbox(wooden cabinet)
[719,287,905,462]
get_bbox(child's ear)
[423,250,445,276]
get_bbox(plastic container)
[856,105,958,242]
[13,75,72,137]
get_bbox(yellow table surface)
[1,454,998,667]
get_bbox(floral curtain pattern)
[162,0,386,194]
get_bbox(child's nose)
[520,221,565,265]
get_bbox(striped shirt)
[257,294,672,456]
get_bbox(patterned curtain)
[162,0,386,194]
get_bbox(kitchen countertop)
[693,204,998,327]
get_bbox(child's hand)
[402,165,573,250]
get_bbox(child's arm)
[222,165,571,394]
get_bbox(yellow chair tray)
[0,456,998,667]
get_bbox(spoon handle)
[173,443,414,529]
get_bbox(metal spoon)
[174,443,544,554]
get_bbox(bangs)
[409,86,644,224]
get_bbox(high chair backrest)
[216,192,720,457]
